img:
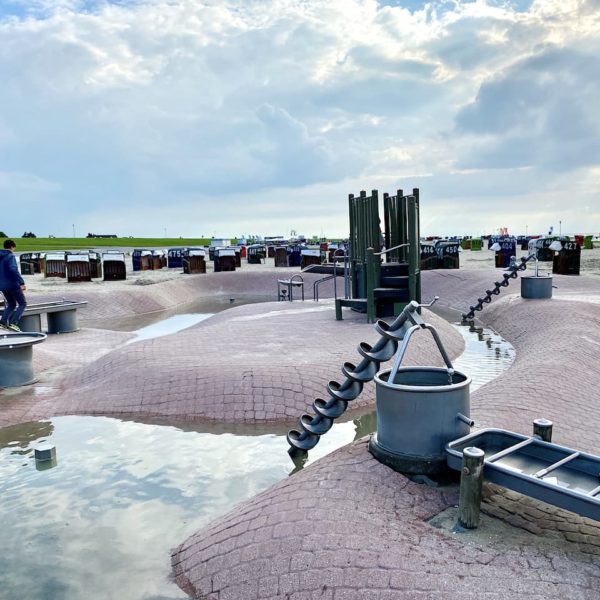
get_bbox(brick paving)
[172,268,600,599]
[0,295,463,426]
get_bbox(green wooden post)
[348,194,357,299]
[413,187,420,240]
[407,195,419,304]
[398,189,407,263]
[371,189,380,253]
[413,188,421,302]
[335,299,342,321]
[383,192,391,255]
[366,247,376,323]
[359,190,367,263]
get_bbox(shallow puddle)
[0,323,514,600]
[125,313,213,344]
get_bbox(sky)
[0,0,598,239]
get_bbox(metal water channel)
[0,320,514,600]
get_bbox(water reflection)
[452,322,515,389]
[125,313,213,344]
[353,411,377,441]
[0,420,54,452]
[0,417,291,600]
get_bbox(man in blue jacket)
[0,239,27,332]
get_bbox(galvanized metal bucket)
[367,315,473,474]
[521,274,552,299]
[370,366,472,474]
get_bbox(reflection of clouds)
[0,416,300,600]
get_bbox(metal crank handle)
[418,296,439,308]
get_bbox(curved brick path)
[172,269,600,599]
[0,299,463,427]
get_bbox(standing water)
[0,323,514,600]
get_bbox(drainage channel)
[0,323,514,600]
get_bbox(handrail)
[313,274,337,302]
[374,243,409,257]
[330,248,350,300]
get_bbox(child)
[0,239,27,332]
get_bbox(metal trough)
[447,428,600,522]
[0,332,47,387]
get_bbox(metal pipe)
[486,437,536,463]
[387,325,420,382]
[534,452,580,479]
[374,243,410,257]
[424,324,454,370]
[457,413,475,427]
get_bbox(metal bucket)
[521,275,552,299]
[369,366,472,474]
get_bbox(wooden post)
[407,196,419,305]
[383,192,391,254]
[371,189,380,253]
[366,247,376,324]
[458,446,485,529]
[348,194,357,299]
[533,418,553,442]
[397,189,407,263]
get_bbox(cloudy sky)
[0,0,598,239]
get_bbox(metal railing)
[374,242,410,258]
[310,249,347,302]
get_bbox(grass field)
[1,237,217,252]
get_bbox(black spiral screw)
[462,254,536,320]
[287,299,436,457]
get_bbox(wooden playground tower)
[335,188,421,323]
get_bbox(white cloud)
[0,0,599,237]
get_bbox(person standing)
[0,239,27,332]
